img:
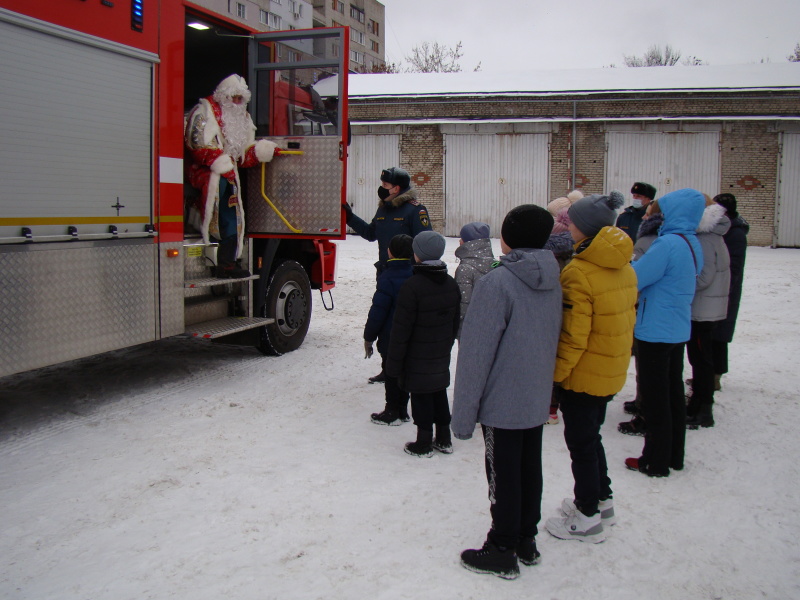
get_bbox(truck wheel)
[259,260,312,356]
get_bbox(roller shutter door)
[444,133,550,237]
[346,134,400,223]
[606,132,720,204]
[0,12,153,239]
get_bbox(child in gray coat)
[452,205,562,580]
[454,222,495,339]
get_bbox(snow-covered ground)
[1,236,799,600]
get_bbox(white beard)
[219,99,252,161]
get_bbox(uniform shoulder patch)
[419,208,430,228]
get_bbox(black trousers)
[380,354,409,416]
[557,388,613,516]
[482,425,543,549]
[409,389,450,432]
[638,340,686,474]
[712,339,728,375]
[686,320,719,406]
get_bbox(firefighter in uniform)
[343,167,433,277]
[185,74,278,278]
[343,166,432,383]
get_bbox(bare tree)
[788,43,800,62]
[357,60,403,74]
[623,44,683,67]
[681,55,707,66]
[406,41,465,73]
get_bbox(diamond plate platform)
[185,316,275,339]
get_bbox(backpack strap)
[675,233,698,272]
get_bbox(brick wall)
[720,123,779,246]
[350,91,799,244]
[399,125,445,231]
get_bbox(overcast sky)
[380,0,800,73]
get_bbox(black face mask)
[377,186,391,201]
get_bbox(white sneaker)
[560,497,617,526]
[545,507,607,543]
[546,411,559,425]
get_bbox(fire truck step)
[185,317,275,339]
[184,275,260,288]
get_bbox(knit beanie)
[550,206,573,234]
[568,191,625,237]
[380,167,411,191]
[388,234,414,260]
[547,189,584,217]
[631,182,657,200]
[501,205,554,250]
[412,230,446,262]
[459,222,490,243]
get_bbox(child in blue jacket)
[364,234,415,425]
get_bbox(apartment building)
[191,0,386,73]
[191,0,314,67]
[311,1,386,72]
[193,0,314,32]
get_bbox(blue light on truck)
[132,0,144,32]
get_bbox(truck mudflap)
[311,239,336,311]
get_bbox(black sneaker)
[370,410,401,426]
[516,537,541,566]
[623,400,638,415]
[404,440,433,457]
[399,413,411,423]
[432,438,453,454]
[618,416,646,436]
[460,541,520,579]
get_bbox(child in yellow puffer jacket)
[545,191,638,545]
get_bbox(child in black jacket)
[386,231,461,457]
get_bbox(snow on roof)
[316,63,800,99]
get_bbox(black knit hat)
[501,205,554,250]
[380,167,411,191]
[631,182,657,200]
[388,234,414,260]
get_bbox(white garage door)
[444,133,550,237]
[777,133,800,247]
[346,134,400,218]
[606,132,721,204]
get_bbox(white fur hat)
[213,74,251,103]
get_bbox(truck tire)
[259,259,312,356]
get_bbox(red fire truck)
[0,1,349,378]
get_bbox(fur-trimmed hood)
[697,203,731,236]
[380,187,418,208]
[636,213,664,239]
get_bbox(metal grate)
[185,317,275,339]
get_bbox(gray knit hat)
[568,191,625,237]
[412,230,446,262]
[459,222,490,243]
